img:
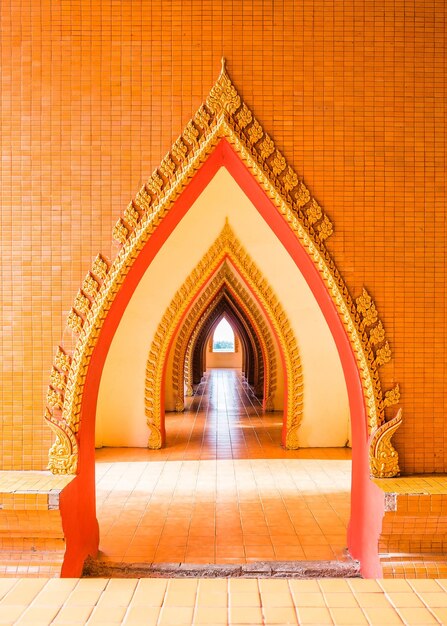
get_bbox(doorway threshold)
[83,558,360,579]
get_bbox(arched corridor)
[94,369,353,571]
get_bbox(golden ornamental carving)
[147,423,162,448]
[236,103,252,129]
[54,347,71,373]
[259,134,275,159]
[271,150,287,176]
[47,387,64,410]
[175,396,185,413]
[183,120,200,146]
[112,219,129,245]
[206,58,241,115]
[82,273,99,298]
[135,187,151,212]
[124,202,140,229]
[147,222,302,449]
[47,62,401,477]
[67,309,83,334]
[172,137,188,162]
[50,368,67,391]
[369,320,385,346]
[147,172,164,196]
[375,342,392,367]
[44,410,78,475]
[356,288,378,328]
[306,199,323,225]
[92,254,109,281]
[282,167,298,192]
[383,384,400,408]
[74,292,91,316]
[159,155,176,179]
[294,182,311,208]
[317,215,334,241]
[195,105,211,130]
[247,120,263,145]
[370,409,402,478]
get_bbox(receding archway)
[44,64,402,578]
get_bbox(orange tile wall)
[0,0,445,472]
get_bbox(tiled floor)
[3,577,447,625]
[95,370,352,566]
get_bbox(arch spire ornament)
[44,62,402,478]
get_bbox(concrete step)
[83,558,361,579]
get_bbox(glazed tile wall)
[0,0,445,472]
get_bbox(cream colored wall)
[96,167,350,448]
[206,350,243,369]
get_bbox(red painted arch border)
[61,138,384,578]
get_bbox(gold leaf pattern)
[135,188,151,212]
[258,134,275,159]
[247,120,263,144]
[206,61,241,115]
[194,105,211,129]
[318,215,333,241]
[47,387,64,410]
[294,182,311,208]
[236,103,252,128]
[271,150,287,175]
[91,254,109,281]
[375,342,392,367]
[282,167,298,192]
[370,409,402,478]
[112,219,129,245]
[82,274,99,298]
[183,120,200,146]
[50,368,67,391]
[369,321,386,346]
[356,288,378,327]
[171,138,188,162]
[54,347,71,373]
[306,199,323,225]
[67,309,83,334]
[73,292,91,316]
[383,384,400,408]
[45,410,78,475]
[123,203,140,229]
[146,172,164,195]
[159,155,176,179]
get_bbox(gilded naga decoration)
[44,59,401,477]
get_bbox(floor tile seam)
[398,582,445,623]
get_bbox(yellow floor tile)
[262,606,298,624]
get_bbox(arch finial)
[221,57,226,75]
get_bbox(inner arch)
[96,168,350,450]
[213,318,235,352]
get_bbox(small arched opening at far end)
[212,317,235,352]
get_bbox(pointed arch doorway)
[45,64,402,578]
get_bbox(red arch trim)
[64,137,384,579]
